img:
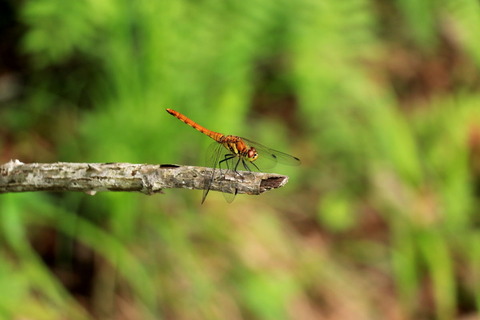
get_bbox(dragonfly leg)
[218,154,241,196]
[242,159,251,171]
[218,157,227,172]
[232,158,246,180]
[233,157,241,171]
[240,158,261,172]
[219,154,236,172]
[232,159,243,196]
[250,161,260,171]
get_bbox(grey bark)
[0,160,289,197]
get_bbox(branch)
[0,160,290,196]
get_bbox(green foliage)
[1,0,480,319]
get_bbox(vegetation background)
[1,0,480,319]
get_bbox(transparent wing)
[202,142,222,203]
[241,137,301,170]
[203,141,237,203]
[201,138,300,203]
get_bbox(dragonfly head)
[247,147,258,162]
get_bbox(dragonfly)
[166,108,301,203]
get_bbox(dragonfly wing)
[202,142,238,203]
[221,182,237,203]
[202,142,223,203]
[217,153,242,203]
[241,137,301,169]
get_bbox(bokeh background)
[1,0,480,319]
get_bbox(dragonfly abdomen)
[166,109,223,142]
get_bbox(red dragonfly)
[166,109,300,203]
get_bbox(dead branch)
[0,160,290,196]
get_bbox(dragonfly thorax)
[221,135,258,161]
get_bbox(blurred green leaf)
[317,191,356,232]
[2,0,480,318]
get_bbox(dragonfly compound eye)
[247,148,258,161]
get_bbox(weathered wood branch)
[0,160,289,197]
